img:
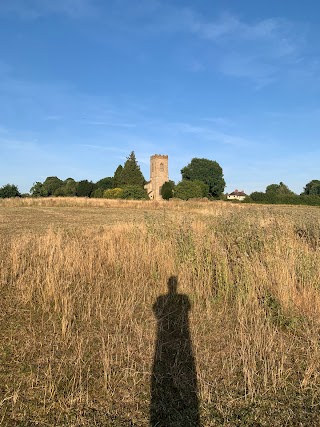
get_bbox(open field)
[1,198,320,426]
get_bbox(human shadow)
[150,276,200,426]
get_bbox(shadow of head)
[167,276,178,294]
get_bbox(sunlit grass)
[1,198,320,426]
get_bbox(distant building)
[144,155,169,200]
[227,189,247,201]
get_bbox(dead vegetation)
[1,198,320,426]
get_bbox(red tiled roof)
[229,190,247,196]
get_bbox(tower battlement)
[151,154,168,159]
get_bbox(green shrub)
[53,186,68,197]
[174,181,204,200]
[120,185,149,200]
[161,181,175,200]
[76,180,95,197]
[91,188,104,198]
[103,188,124,199]
[247,192,320,206]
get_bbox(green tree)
[0,184,21,198]
[303,180,320,195]
[181,158,225,197]
[193,180,209,197]
[113,165,123,188]
[76,180,95,197]
[43,176,64,196]
[265,184,279,194]
[63,178,77,196]
[96,177,114,190]
[249,192,268,202]
[53,186,67,197]
[30,182,48,197]
[161,181,175,200]
[121,152,146,187]
[91,188,104,198]
[121,185,149,200]
[174,181,204,200]
[266,182,294,195]
[309,184,320,195]
[53,178,77,197]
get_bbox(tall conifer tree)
[113,165,124,188]
[121,152,145,187]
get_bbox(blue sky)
[1,0,320,194]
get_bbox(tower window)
[160,162,164,172]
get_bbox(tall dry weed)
[1,200,320,425]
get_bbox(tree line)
[27,151,150,200]
[0,152,226,200]
[243,180,320,206]
[1,151,320,205]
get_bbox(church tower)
[144,154,169,200]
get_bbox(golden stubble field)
[1,198,320,426]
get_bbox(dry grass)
[1,198,320,426]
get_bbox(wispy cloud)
[0,0,97,19]
[0,125,9,134]
[219,53,276,87]
[0,135,36,150]
[75,143,129,153]
[172,122,255,148]
[2,1,312,86]
[184,12,303,85]
[104,2,306,86]
[189,13,297,51]
[128,2,299,52]
[201,117,234,127]
[82,120,136,128]
[0,74,142,134]
[43,115,63,121]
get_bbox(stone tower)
[144,154,169,200]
